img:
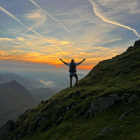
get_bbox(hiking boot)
[74,83,77,86]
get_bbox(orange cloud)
[0,50,111,70]
[0,50,10,56]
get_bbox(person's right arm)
[59,58,68,65]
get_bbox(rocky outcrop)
[126,39,140,52]
[134,39,140,47]
[84,93,139,118]
[84,93,118,117]
[126,46,133,52]
[119,108,135,120]
[0,120,14,140]
[117,93,130,104]
[128,94,138,103]
[98,127,114,135]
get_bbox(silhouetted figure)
[59,58,86,88]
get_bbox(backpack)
[69,63,76,73]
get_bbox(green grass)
[18,99,140,140]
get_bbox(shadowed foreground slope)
[2,40,140,140]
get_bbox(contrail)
[0,30,8,35]
[0,6,64,52]
[89,0,140,38]
[29,0,71,33]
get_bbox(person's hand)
[83,59,86,61]
[59,58,62,61]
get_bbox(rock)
[120,93,130,100]
[84,93,118,117]
[117,93,130,104]
[12,135,22,140]
[54,113,65,126]
[38,117,48,126]
[71,102,79,109]
[134,39,140,47]
[71,104,76,109]
[66,107,70,111]
[119,108,135,120]
[126,46,133,52]
[34,113,42,121]
[67,90,81,98]
[0,120,14,140]
[128,94,138,103]
[98,127,114,135]
[27,125,32,134]
[131,93,138,98]
[27,123,37,134]
[135,115,139,119]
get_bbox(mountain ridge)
[0,73,42,89]
[1,39,140,140]
[0,80,37,128]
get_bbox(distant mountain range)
[0,80,37,127]
[0,73,42,89]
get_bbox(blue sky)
[0,0,140,73]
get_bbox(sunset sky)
[0,0,140,73]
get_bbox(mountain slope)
[0,80,37,127]
[2,40,140,140]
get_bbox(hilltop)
[1,39,140,140]
[0,80,37,127]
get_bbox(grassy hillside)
[3,42,140,140]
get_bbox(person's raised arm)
[77,59,86,65]
[59,58,68,65]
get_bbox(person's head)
[71,59,74,63]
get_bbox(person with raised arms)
[59,58,86,88]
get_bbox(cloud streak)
[29,0,71,33]
[0,6,65,52]
[0,30,8,35]
[89,0,140,38]
[0,38,13,41]
[24,9,47,33]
